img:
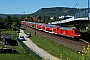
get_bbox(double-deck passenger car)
[20,21,81,40]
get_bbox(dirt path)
[19,29,61,60]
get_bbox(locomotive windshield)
[75,29,80,34]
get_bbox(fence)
[74,9,90,19]
[17,38,42,60]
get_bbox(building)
[3,34,12,45]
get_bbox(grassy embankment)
[0,30,38,60]
[24,29,90,60]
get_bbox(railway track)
[23,25,89,51]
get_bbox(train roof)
[56,26,61,28]
[60,27,74,30]
[31,22,36,23]
[27,22,32,23]
[21,21,26,22]
[36,23,43,25]
[36,23,44,26]
[45,24,57,28]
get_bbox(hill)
[0,7,88,17]
[0,14,25,17]
[31,7,87,16]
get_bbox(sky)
[0,0,89,14]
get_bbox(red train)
[20,21,81,40]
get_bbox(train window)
[66,31,68,34]
[54,29,56,31]
[72,31,73,33]
[57,28,60,29]
[75,30,80,34]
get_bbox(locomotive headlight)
[78,35,81,36]
[75,34,81,36]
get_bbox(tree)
[11,22,17,31]
[11,16,21,30]
[7,15,12,29]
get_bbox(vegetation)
[0,54,37,60]
[0,7,88,24]
[0,30,25,53]
[0,7,90,60]
[24,29,90,60]
[30,7,87,16]
[0,30,39,60]
[0,16,20,30]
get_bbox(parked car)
[19,36,25,41]
[26,33,31,38]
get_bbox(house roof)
[3,34,12,39]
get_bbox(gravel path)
[19,29,61,60]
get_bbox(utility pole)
[88,0,90,20]
[23,11,25,15]
[74,3,79,19]
[34,15,36,35]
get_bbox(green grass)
[1,30,16,34]
[30,36,82,60]
[11,42,25,53]
[0,30,24,53]
[24,29,86,60]
[0,29,39,60]
[1,30,18,37]
[0,54,37,60]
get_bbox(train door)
[53,26,58,34]
[41,24,45,31]
[69,30,75,38]
[53,28,57,34]
[60,29,63,35]
[65,30,68,36]
[61,29,66,36]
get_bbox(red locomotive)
[57,27,81,39]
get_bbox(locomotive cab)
[74,29,81,39]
